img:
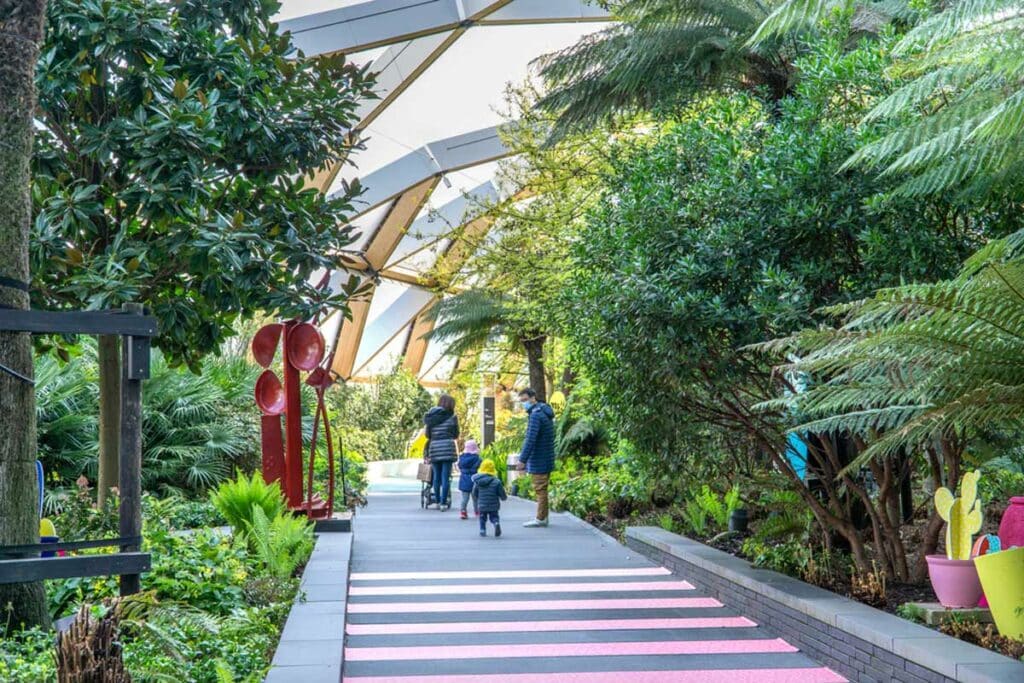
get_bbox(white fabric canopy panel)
[274,1,611,385]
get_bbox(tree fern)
[845,0,1024,197]
[422,289,508,358]
[760,229,1024,471]
[534,0,795,143]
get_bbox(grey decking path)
[339,492,845,683]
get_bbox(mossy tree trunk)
[0,0,50,632]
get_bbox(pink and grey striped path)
[342,493,844,682]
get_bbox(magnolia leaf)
[173,79,188,100]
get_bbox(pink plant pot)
[998,496,1024,549]
[926,555,983,608]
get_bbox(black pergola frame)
[0,305,157,595]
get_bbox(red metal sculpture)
[252,320,335,519]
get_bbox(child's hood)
[472,472,497,486]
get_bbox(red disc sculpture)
[252,320,335,519]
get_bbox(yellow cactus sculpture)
[934,470,983,560]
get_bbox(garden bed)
[626,526,1024,683]
[0,475,323,682]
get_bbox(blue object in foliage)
[786,433,808,482]
[36,460,44,518]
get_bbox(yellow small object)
[549,391,567,414]
[39,518,56,537]
[934,470,983,561]
[409,433,427,460]
[478,460,497,476]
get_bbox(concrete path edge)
[265,524,354,683]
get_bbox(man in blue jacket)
[516,388,555,528]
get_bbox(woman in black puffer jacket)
[423,394,459,510]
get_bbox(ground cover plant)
[1,474,310,682]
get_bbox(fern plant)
[682,499,709,536]
[843,0,1024,198]
[759,228,1024,472]
[209,472,286,538]
[245,506,314,581]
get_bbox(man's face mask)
[521,399,532,410]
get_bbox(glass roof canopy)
[275,0,610,387]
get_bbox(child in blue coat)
[457,440,482,520]
[472,459,507,537]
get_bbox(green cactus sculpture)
[934,470,983,560]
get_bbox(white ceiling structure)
[276,0,610,387]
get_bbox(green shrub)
[329,368,433,461]
[897,603,927,624]
[0,628,54,682]
[210,472,286,538]
[658,513,676,532]
[752,489,814,543]
[742,538,813,577]
[549,455,651,521]
[36,346,261,495]
[122,602,289,682]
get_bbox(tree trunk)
[97,336,121,507]
[522,335,547,403]
[0,0,51,632]
[560,366,577,397]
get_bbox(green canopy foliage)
[329,369,434,461]
[562,34,1017,460]
[31,0,375,369]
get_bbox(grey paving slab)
[265,664,341,683]
[958,661,1024,683]
[265,528,352,683]
[279,612,346,642]
[301,582,349,602]
[272,638,345,666]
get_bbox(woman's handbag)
[417,461,432,483]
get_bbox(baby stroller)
[418,460,452,509]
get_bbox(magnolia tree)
[30,0,375,505]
